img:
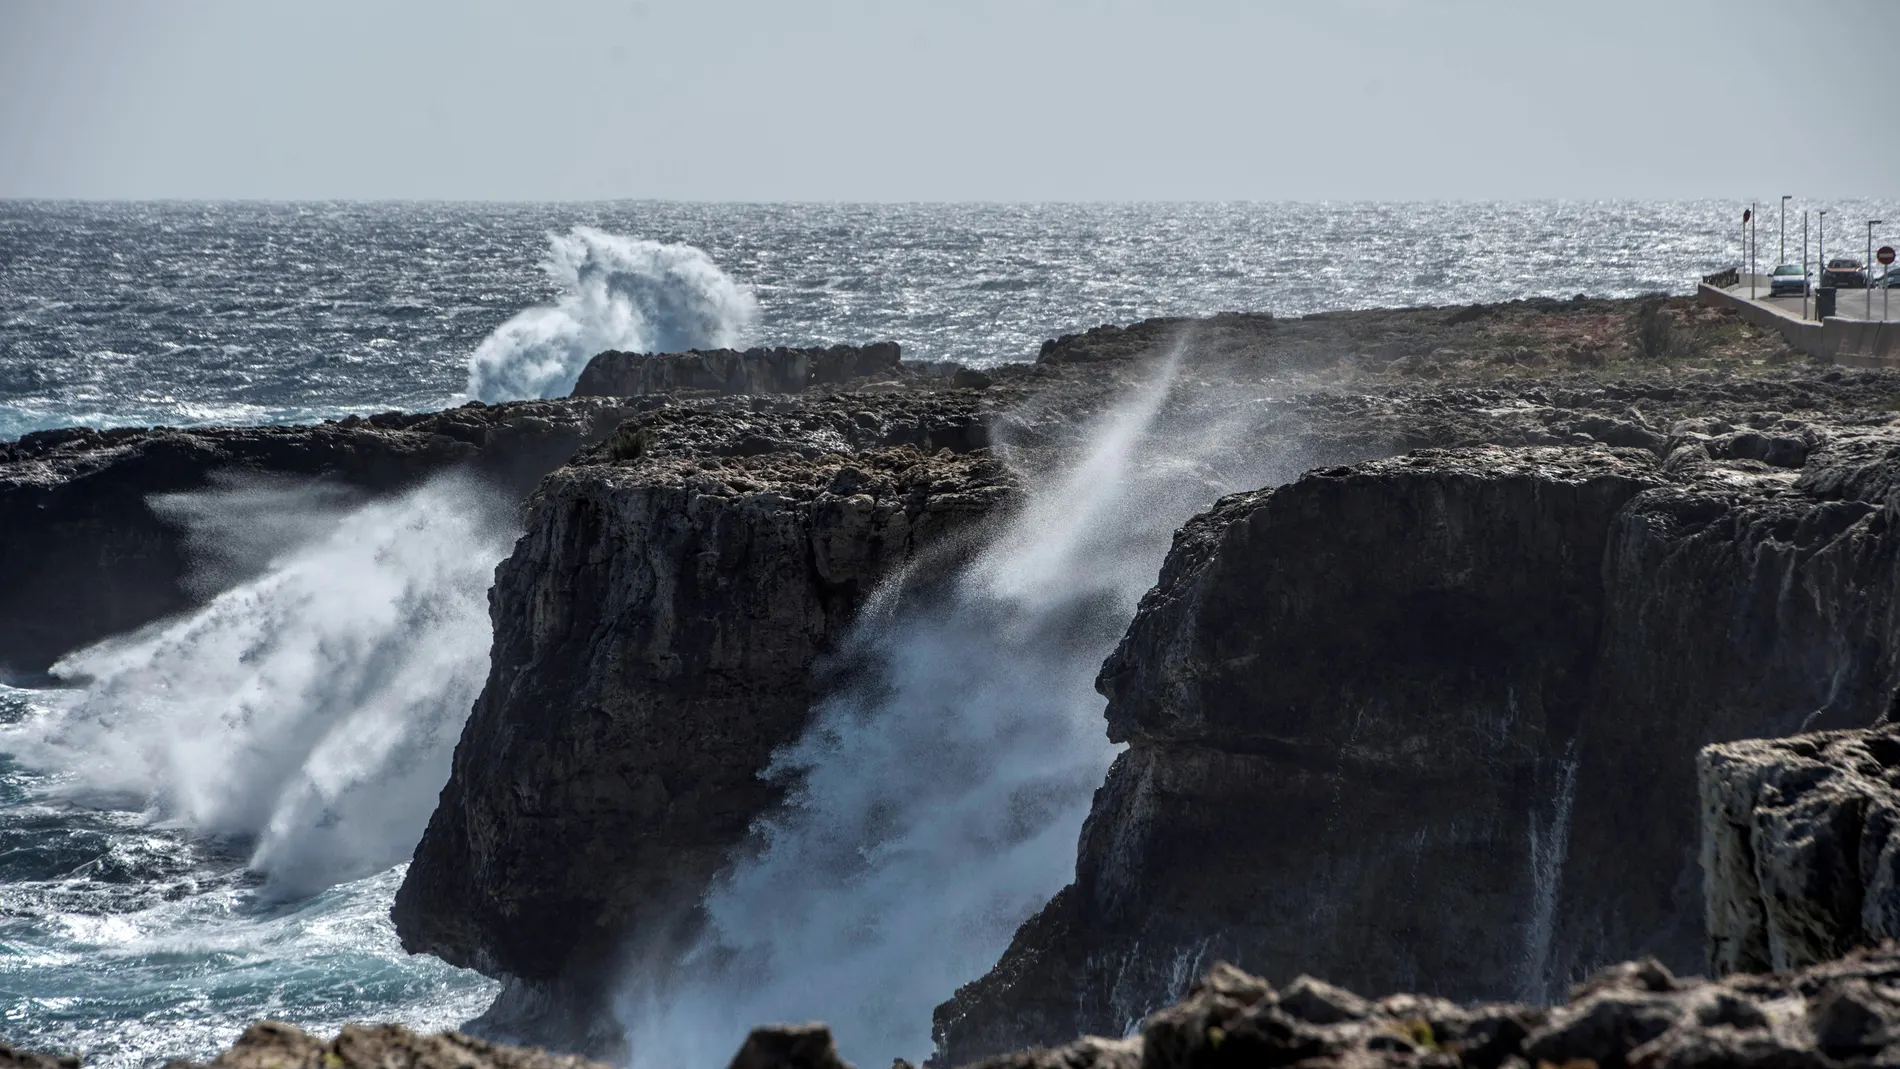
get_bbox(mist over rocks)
[392,391,1019,1047]
[11,293,1900,1064]
[935,406,1900,1061]
[0,398,631,678]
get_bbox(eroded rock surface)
[956,949,1900,1069]
[392,393,1017,1040]
[162,1020,611,1069]
[937,411,1900,1061]
[571,343,909,397]
[1702,728,1900,977]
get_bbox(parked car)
[1823,258,1867,288]
[1768,263,1808,296]
[1876,267,1900,290]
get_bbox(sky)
[1,0,1895,201]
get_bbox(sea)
[1,198,1893,1067]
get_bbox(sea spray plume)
[464,228,759,401]
[0,475,515,897]
[617,339,1238,1069]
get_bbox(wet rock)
[0,398,633,676]
[392,394,1016,1043]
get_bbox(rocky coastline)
[11,294,1900,1068]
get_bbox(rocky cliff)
[392,391,1017,1042]
[0,399,631,677]
[1702,728,1900,978]
[569,343,907,397]
[936,400,1900,1061]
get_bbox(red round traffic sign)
[1880,246,1896,266]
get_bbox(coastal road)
[1736,278,1897,322]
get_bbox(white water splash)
[0,475,514,897]
[464,227,759,402]
[619,340,1301,1068]
[1519,741,1580,1004]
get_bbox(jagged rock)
[962,948,1900,1068]
[1701,728,1900,975]
[727,1024,854,1069]
[570,343,902,397]
[160,1020,610,1069]
[0,398,634,676]
[938,419,1900,1061]
[0,1040,77,1069]
[383,309,1900,1046]
[392,393,1017,1038]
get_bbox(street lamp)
[1781,195,1792,264]
[1872,221,1885,302]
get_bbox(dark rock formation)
[0,1040,76,1069]
[381,302,1900,1048]
[727,1024,853,1069]
[1702,728,1900,977]
[955,948,1900,1069]
[570,343,904,397]
[161,1020,611,1069]
[392,392,1016,1038]
[0,398,633,678]
[937,414,1900,1061]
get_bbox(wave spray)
[464,228,759,402]
[618,339,1288,1068]
[2,475,516,897]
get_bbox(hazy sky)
[2,0,1895,201]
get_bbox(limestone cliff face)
[1701,728,1900,977]
[0,399,628,677]
[392,394,1014,1021]
[937,423,1900,1063]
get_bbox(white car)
[1768,264,1808,297]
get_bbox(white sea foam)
[464,227,759,402]
[618,338,1299,1068]
[1,475,514,897]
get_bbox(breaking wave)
[464,227,759,402]
[0,475,515,897]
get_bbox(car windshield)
[1830,259,1862,268]
[1773,265,1802,275]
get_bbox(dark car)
[1824,258,1868,288]
[1768,263,1808,296]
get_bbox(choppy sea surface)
[2,199,1894,1067]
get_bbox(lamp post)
[1803,211,1810,319]
[1819,209,1828,289]
[1873,221,1885,314]
[1781,195,1792,264]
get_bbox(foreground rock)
[1703,728,1900,977]
[938,408,1900,1059]
[960,947,1900,1069]
[166,1021,610,1069]
[0,398,633,677]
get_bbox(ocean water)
[2,199,1894,1067]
